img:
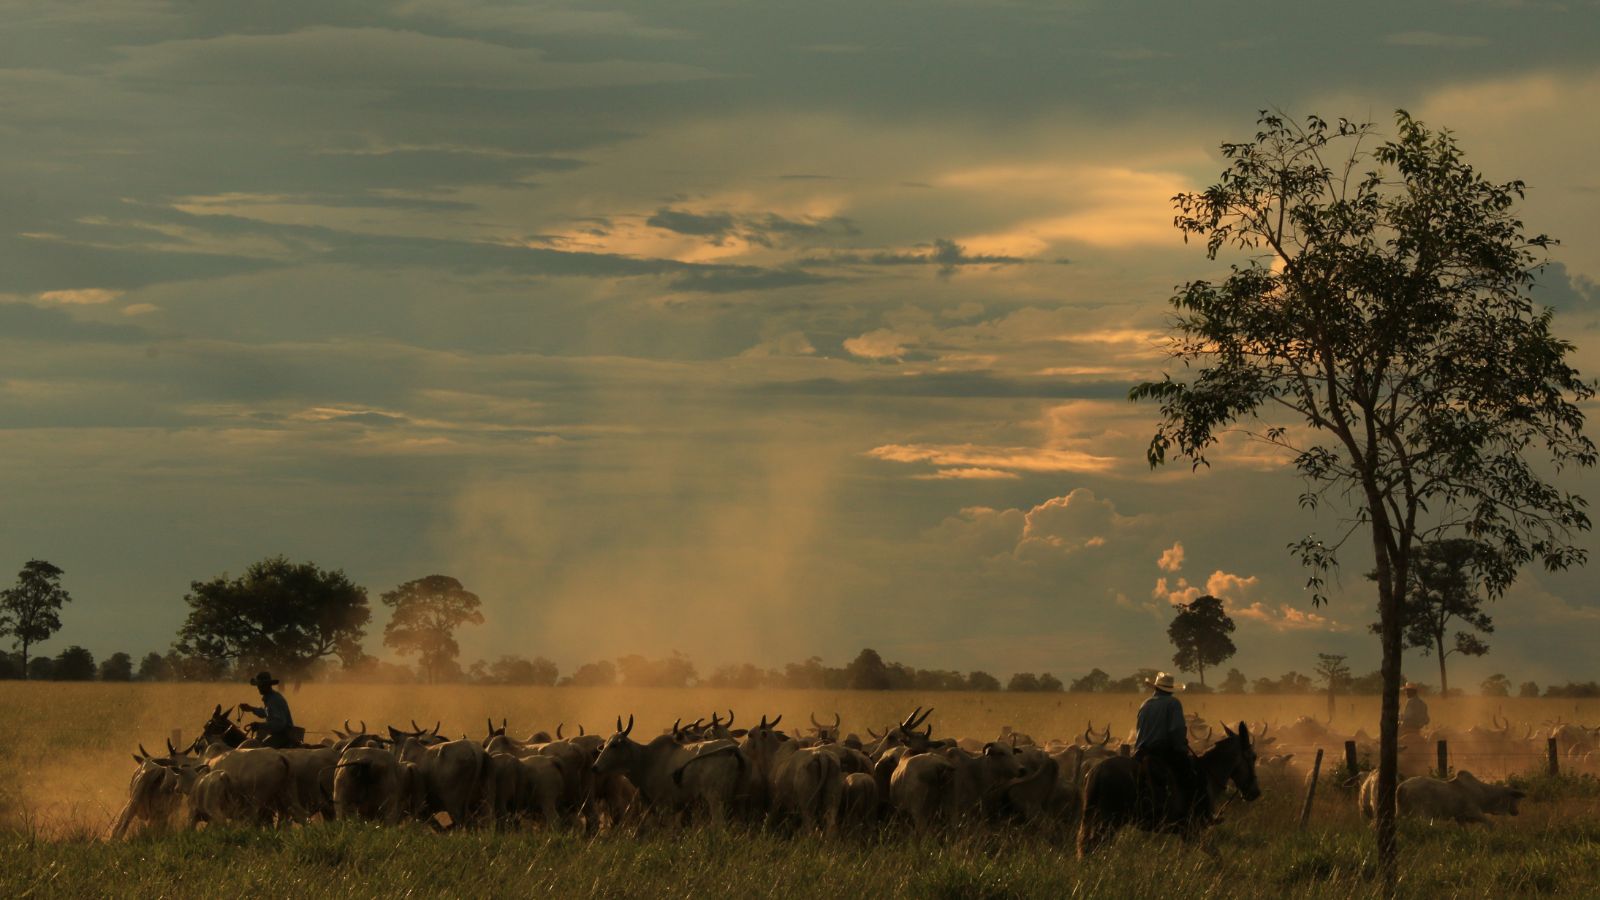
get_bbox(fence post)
[1119,743,1131,758]
[1548,737,1559,777]
[1343,740,1358,777]
[1436,740,1449,778]
[1298,748,1324,830]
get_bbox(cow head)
[595,715,639,775]
[809,712,842,744]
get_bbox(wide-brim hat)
[249,671,280,687]
[1147,672,1181,693]
[1402,682,1420,692]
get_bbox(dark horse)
[1076,721,1261,857]
[201,704,253,748]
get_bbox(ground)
[2,684,1597,898]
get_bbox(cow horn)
[710,712,721,726]
[867,727,883,740]
[617,716,624,734]
[726,710,735,727]
[578,724,585,736]
[624,714,634,737]
[811,712,822,728]
[1203,725,1213,742]
[344,719,354,734]
[166,738,178,756]
[432,721,441,735]
[770,714,782,728]
[557,723,565,740]
[922,724,932,739]
[914,708,934,728]
[759,714,769,730]
[411,719,423,734]
[902,707,923,729]
[833,712,841,730]
[672,717,682,737]
[487,718,495,736]
[139,743,153,760]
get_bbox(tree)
[845,648,891,690]
[27,656,54,680]
[563,659,616,687]
[1166,595,1236,687]
[1037,673,1065,692]
[1315,653,1352,721]
[54,645,96,681]
[1518,681,1541,698]
[1480,673,1511,697]
[1007,672,1041,692]
[967,670,1001,691]
[380,575,483,685]
[1069,668,1111,693]
[136,652,171,681]
[0,559,73,679]
[1132,111,1594,881]
[1397,538,1494,697]
[1219,668,1248,694]
[176,557,369,679]
[99,651,134,682]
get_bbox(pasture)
[2,683,1599,898]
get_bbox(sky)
[3,0,1599,686]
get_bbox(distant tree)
[482,655,557,686]
[380,575,482,685]
[779,656,829,689]
[53,645,96,681]
[564,659,616,687]
[1219,668,1248,694]
[705,662,771,690]
[1108,668,1161,693]
[1544,681,1600,699]
[27,656,54,680]
[1069,668,1111,693]
[1,559,73,679]
[1037,673,1065,692]
[846,648,891,691]
[176,556,369,680]
[913,668,967,691]
[967,670,1001,692]
[136,652,171,681]
[1518,681,1541,698]
[1391,539,1494,698]
[616,653,696,688]
[1252,676,1279,695]
[163,649,230,682]
[1315,653,1352,721]
[0,652,19,680]
[1166,595,1236,687]
[1278,671,1314,694]
[99,651,134,682]
[1349,670,1385,694]
[1007,672,1041,692]
[1480,673,1511,697]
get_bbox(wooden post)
[1343,740,1358,777]
[1548,737,1559,777]
[1436,740,1449,778]
[1298,748,1325,829]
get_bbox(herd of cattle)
[111,704,1589,839]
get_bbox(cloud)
[1153,569,1346,632]
[843,328,914,360]
[0,301,151,344]
[803,238,1026,276]
[647,207,859,247]
[867,442,1118,475]
[1384,31,1490,48]
[1158,541,1184,573]
[912,467,1020,480]
[36,288,122,305]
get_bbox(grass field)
[2,683,1598,898]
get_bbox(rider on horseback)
[240,671,297,749]
[1133,672,1212,823]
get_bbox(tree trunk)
[1437,640,1449,698]
[1198,662,1206,687]
[20,640,29,681]
[1370,520,1403,894]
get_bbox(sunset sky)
[4,1,1598,684]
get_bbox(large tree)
[176,556,370,679]
[381,575,483,684]
[1314,653,1352,721]
[1133,111,1593,882]
[0,559,73,679]
[1394,538,1493,697]
[1166,594,1237,687]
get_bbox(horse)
[201,704,255,749]
[1076,721,1261,857]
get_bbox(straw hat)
[1147,672,1180,693]
[1402,682,1420,693]
[248,671,281,688]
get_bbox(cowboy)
[1133,672,1209,821]
[1400,682,1430,736]
[240,671,296,749]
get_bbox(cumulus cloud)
[1157,541,1184,573]
[866,443,1118,475]
[1153,569,1345,632]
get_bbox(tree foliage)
[380,575,483,685]
[176,556,370,679]
[1166,595,1237,686]
[99,651,134,682]
[0,559,73,678]
[54,645,96,681]
[1132,110,1593,878]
